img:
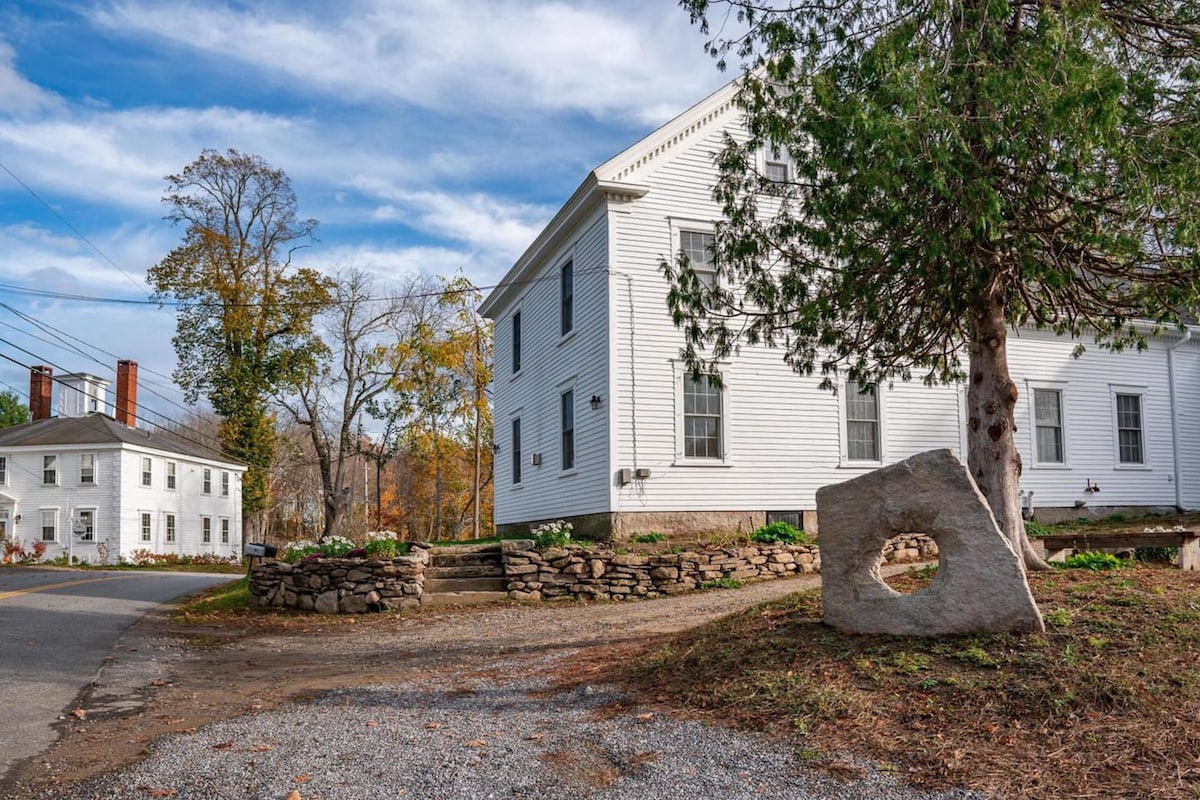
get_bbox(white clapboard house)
[479,80,1200,540]
[0,362,245,563]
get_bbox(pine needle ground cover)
[606,567,1200,799]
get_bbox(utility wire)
[0,159,151,299]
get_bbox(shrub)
[631,532,666,544]
[364,537,407,558]
[750,521,811,545]
[1062,551,1127,571]
[531,520,573,549]
[1024,520,1054,537]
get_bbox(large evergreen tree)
[668,0,1200,568]
[149,149,332,533]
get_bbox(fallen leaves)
[70,708,87,720]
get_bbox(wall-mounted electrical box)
[617,468,632,485]
[635,467,651,480]
[531,453,542,466]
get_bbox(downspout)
[1167,328,1192,511]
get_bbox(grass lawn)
[604,564,1200,799]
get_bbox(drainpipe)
[1167,328,1193,511]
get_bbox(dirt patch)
[601,565,1200,799]
[1,574,824,798]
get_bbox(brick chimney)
[29,365,52,421]
[115,360,138,427]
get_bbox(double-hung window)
[202,468,212,494]
[679,230,717,288]
[141,457,152,487]
[512,311,522,373]
[511,418,522,485]
[1033,389,1065,464]
[221,518,230,545]
[845,382,880,462]
[561,390,575,471]
[0,455,7,485]
[559,260,574,336]
[140,512,152,543]
[165,513,177,543]
[78,509,96,542]
[221,471,230,497]
[202,516,212,544]
[1115,392,1145,465]
[80,452,96,485]
[43,455,58,485]
[683,375,723,459]
[166,461,176,490]
[40,509,57,542]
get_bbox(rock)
[816,449,1043,636]
[589,559,606,578]
[649,566,679,581]
[315,590,340,614]
[341,594,369,614]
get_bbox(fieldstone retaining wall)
[249,545,429,613]
[248,535,939,612]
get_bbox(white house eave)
[593,78,742,183]
[479,177,649,319]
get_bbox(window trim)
[79,452,97,485]
[220,517,231,545]
[1110,386,1150,469]
[221,471,230,497]
[511,308,523,376]
[510,412,523,487]
[42,454,58,486]
[669,218,719,290]
[202,468,212,495]
[201,515,213,545]
[141,456,152,487]
[560,386,576,474]
[139,510,152,544]
[166,461,177,490]
[672,361,733,467]
[838,380,886,467]
[39,508,58,543]
[164,512,177,545]
[77,508,97,542]
[558,258,575,339]
[1027,382,1071,468]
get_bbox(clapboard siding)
[490,207,611,525]
[482,79,1200,532]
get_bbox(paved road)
[0,568,237,784]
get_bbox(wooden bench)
[1031,529,1200,570]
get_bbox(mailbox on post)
[243,542,277,559]
[243,542,278,574]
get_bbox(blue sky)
[0,0,728,426]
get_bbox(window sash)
[43,455,57,485]
[202,469,212,494]
[41,509,56,542]
[221,472,230,496]
[679,230,717,287]
[512,311,522,373]
[79,510,96,541]
[165,514,176,543]
[511,418,522,485]
[221,518,230,544]
[80,453,96,484]
[167,462,176,489]
[141,457,152,487]
[765,160,789,182]
[202,517,212,543]
[559,261,574,336]
[845,383,880,461]
[682,376,722,459]
[1116,394,1144,464]
[0,455,8,485]
[140,512,151,542]
[1033,389,1064,464]
[561,390,575,470]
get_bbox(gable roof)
[0,414,242,467]
[479,77,742,319]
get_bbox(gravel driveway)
[13,571,984,799]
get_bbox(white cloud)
[0,38,62,115]
[89,0,724,124]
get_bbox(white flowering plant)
[531,520,574,549]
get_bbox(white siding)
[1173,340,1200,509]
[490,208,611,526]
[0,442,242,563]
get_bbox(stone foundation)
[249,546,429,613]
[1029,505,1177,525]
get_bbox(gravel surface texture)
[62,661,982,800]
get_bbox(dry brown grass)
[597,565,1200,799]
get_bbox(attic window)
[765,160,789,182]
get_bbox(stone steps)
[429,552,503,569]
[425,576,508,594]
[425,564,504,579]
[421,590,510,608]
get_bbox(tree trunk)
[967,296,1049,570]
[471,338,483,540]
